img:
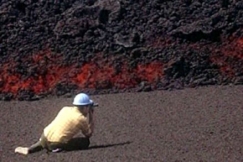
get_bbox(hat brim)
[73,99,93,106]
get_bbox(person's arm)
[81,121,92,138]
[88,108,95,136]
[81,109,95,138]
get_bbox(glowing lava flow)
[0,49,164,97]
[210,37,243,77]
[61,60,164,90]
[0,49,73,95]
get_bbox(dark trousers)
[28,134,90,154]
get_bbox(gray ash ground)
[1,85,243,162]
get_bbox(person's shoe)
[51,148,63,153]
[14,147,29,155]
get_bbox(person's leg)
[48,142,66,153]
[61,137,90,151]
[80,137,90,149]
[47,138,90,153]
[28,133,50,153]
[15,134,45,155]
[14,140,42,155]
[28,140,43,153]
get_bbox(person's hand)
[88,107,94,123]
[89,107,94,114]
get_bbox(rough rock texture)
[0,0,243,100]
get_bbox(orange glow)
[0,49,73,95]
[221,38,243,59]
[73,61,164,89]
[210,37,243,77]
[136,62,163,83]
[0,49,164,96]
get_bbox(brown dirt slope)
[1,85,243,162]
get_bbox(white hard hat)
[73,93,93,106]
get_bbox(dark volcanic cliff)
[0,0,243,100]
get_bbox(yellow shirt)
[43,106,90,143]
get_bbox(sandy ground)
[1,85,243,162]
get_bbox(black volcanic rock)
[0,0,243,100]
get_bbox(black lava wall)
[0,0,243,100]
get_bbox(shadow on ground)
[64,137,132,152]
